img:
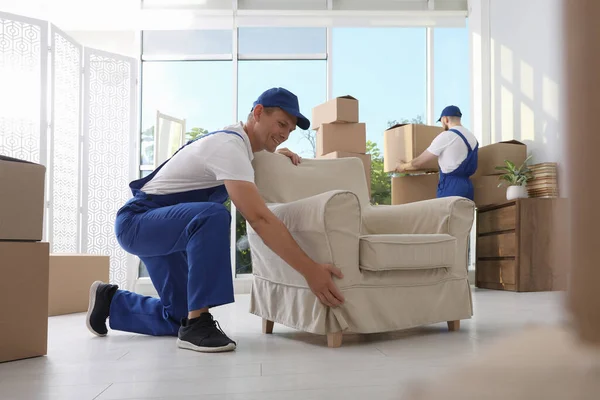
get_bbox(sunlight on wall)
[471,31,483,142]
[500,44,513,84]
[490,37,496,140]
[543,75,559,118]
[520,60,534,101]
[500,85,514,141]
[520,102,535,142]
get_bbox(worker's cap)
[252,87,310,130]
[437,105,463,122]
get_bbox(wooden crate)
[475,198,567,292]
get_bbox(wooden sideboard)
[475,198,568,292]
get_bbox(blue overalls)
[436,128,479,201]
[110,130,242,336]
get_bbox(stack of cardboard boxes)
[472,140,528,207]
[1,156,111,363]
[313,96,372,196]
[0,155,50,363]
[383,124,443,205]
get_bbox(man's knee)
[188,203,231,234]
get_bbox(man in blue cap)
[85,87,345,353]
[395,105,478,200]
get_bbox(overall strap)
[449,128,473,152]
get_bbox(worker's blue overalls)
[436,128,479,201]
[111,130,242,336]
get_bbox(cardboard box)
[49,254,110,317]
[473,175,507,207]
[0,155,46,241]
[474,140,527,177]
[383,124,442,173]
[319,151,372,195]
[391,174,439,205]
[0,241,49,363]
[316,123,366,156]
[311,96,359,129]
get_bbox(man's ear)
[253,104,264,122]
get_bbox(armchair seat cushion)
[359,234,456,272]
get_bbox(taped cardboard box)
[0,241,49,363]
[474,140,527,177]
[319,151,371,196]
[473,175,507,207]
[49,254,110,316]
[383,124,442,173]
[0,155,46,241]
[311,95,359,129]
[391,174,439,205]
[316,123,366,156]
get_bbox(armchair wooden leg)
[447,320,461,331]
[327,332,343,348]
[262,319,274,334]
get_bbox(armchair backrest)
[251,151,370,207]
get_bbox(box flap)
[0,154,45,168]
[498,140,525,145]
[338,95,357,100]
[385,123,409,131]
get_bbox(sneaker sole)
[176,338,236,353]
[86,281,106,337]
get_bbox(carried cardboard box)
[474,140,527,177]
[0,155,46,241]
[391,174,439,205]
[311,95,359,129]
[316,123,366,156]
[383,124,442,173]
[49,254,110,316]
[472,175,507,207]
[0,242,50,363]
[319,151,372,196]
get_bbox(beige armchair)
[247,151,475,347]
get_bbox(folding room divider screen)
[0,11,138,289]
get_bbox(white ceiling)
[0,0,468,30]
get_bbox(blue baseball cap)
[252,87,310,130]
[437,105,463,122]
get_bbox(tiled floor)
[0,288,567,400]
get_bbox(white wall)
[65,31,139,59]
[489,0,564,168]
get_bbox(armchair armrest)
[362,197,475,238]
[247,190,362,288]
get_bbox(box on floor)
[49,254,110,317]
[391,173,439,205]
[319,151,372,196]
[0,155,46,241]
[383,124,442,173]
[316,123,366,156]
[311,95,359,129]
[0,242,49,363]
[474,140,527,177]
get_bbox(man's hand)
[304,263,345,307]
[395,161,414,173]
[277,147,302,165]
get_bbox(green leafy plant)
[495,155,533,188]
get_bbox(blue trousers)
[112,202,234,336]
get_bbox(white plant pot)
[506,185,529,201]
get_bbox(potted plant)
[496,155,533,200]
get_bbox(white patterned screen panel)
[83,49,137,287]
[49,26,82,253]
[0,12,48,164]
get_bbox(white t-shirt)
[426,126,478,174]
[140,122,255,195]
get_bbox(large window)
[434,23,471,130]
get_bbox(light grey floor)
[0,288,567,400]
